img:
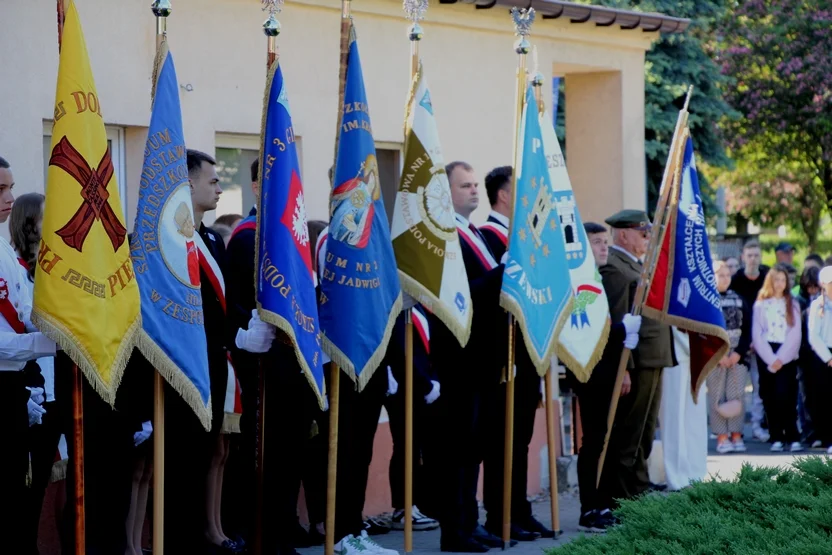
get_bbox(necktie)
[469,223,496,258]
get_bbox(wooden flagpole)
[595,86,694,487]
[150,3,171,554]
[56,3,85,553]
[325,1,352,553]
[400,2,426,552]
[254,6,281,554]
[150,7,171,555]
[501,8,534,547]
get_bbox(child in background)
[752,263,803,453]
[708,261,751,453]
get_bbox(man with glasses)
[597,210,675,509]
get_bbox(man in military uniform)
[597,209,675,509]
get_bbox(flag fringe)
[640,306,730,403]
[31,308,141,406]
[221,412,241,434]
[398,271,472,349]
[500,293,573,376]
[556,316,611,383]
[259,306,327,409]
[322,292,403,392]
[135,330,213,431]
[401,61,422,136]
[150,39,169,104]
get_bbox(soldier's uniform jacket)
[601,247,675,370]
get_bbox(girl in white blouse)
[807,266,832,454]
[752,263,803,453]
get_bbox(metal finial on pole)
[151,0,172,46]
[403,0,427,78]
[262,0,283,66]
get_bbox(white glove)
[500,252,509,265]
[424,380,440,404]
[513,364,517,378]
[624,332,640,350]
[27,387,45,405]
[235,309,277,353]
[622,314,642,335]
[133,420,153,446]
[387,366,398,396]
[27,399,46,426]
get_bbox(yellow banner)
[33,0,141,403]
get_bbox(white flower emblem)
[292,191,309,247]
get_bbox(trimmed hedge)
[552,459,832,554]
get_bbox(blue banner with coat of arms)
[319,22,402,389]
[130,45,212,430]
[500,85,573,372]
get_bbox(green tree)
[574,0,736,217]
[719,0,832,214]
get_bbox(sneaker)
[578,510,606,533]
[391,506,439,531]
[731,437,747,452]
[363,516,391,536]
[358,531,399,555]
[716,435,733,454]
[598,509,619,527]
[813,440,823,448]
[335,535,370,555]
[754,428,771,443]
[770,441,784,452]
[790,441,804,452]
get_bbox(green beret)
[604,209,651,230]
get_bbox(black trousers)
[303,406,329,526]
[332,368,387,541]
[436,377,487,543]
[757,347,799,444]
[598,367,662,508]
[262,369,316,550]
[482,369,539,528]
[62,374,135,555]
[385,388,443,512]
[0,372,30,554]
[25,400,63,554]
[571,367,617,514]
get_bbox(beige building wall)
[0,0,657,234]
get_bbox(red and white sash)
[412,308,430,354]
[224,353,243,422]
[193,233,225,313]
[455,216,498,270]
[479,221,508,247]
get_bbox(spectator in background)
[213,213,244,246]
[797,266,822,447]
[804,254,824,271]
[775,242,795,266]
[807,267,832,454]
[724,256,740,276]
[731,240,770,443]
[752,263,803,453]
[785,264,798,290]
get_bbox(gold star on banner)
[522,195,529,208]
[518,228,527,241]
[530,253,536,267]
[531,177,537,189]
[549,219,556,230]
[543,244,550,257]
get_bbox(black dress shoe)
[440,536,490,553]
[516,516,555,539]
[473,525,516,548]
[485,524,539,542]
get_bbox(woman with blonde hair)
[752,263,803,452]
[707,260,750,453]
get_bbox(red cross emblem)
[48,136,127,253]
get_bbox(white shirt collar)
[454,213,471,227]
[489,211,510,228]
[611,244,640,264]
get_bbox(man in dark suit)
[224,158,318,555]
[434,161,506,553]
[478,166,552,541]
[598,209,675,510]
